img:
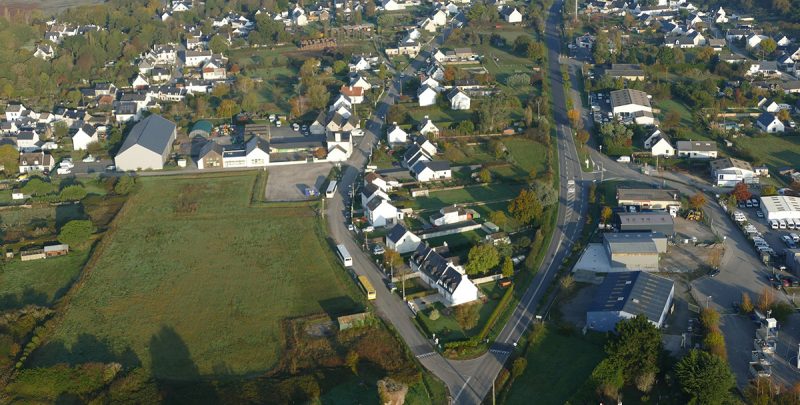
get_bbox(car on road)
[105,165,116,171]
[756,211,764,218]
[347,223,354,231]
[275,120,282,128]
[292,123,300,131]
[387,282,397,293]
[708,268,720,277]
[82,155,96,163]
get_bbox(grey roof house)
[114,114,177,171]
[587,271,675,332]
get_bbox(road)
[323,1,591,403]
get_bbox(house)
[349,56,371,72]
[430,205,472,226]
[364,172,396,193]
[184,50,213,67]
[348,74,372,91]
[196,136,270,169]
[386,123,408,144]
[244,136,270,167]
[326,132,353,162]
[610,89,653,125]
[410,244,478,307]
[114,102,139,123]
[447,89,471,110]
[5,104,27,122]
[710,157,756,187]
[413,135,438,156]
[708,38,726,52]
[756,112,785,133]
[202,59,227,80]
[15,131,40,151]
[758,97,780,113]
[411,160,451,182]
[774,34,792,47]
[361,182,390,208]
[418,117,439,137]
[404,144,431,168]
[33,44,54,60]
[746,33,766,49]
[747,61,781,77]
[714,7,728,23]
[18,152,54,173]
[603,63,645,81]
[72,124,99,150]
[586,271,675,332]
[131,74,149,90]
[643,129,674,157]
[340,86,365,104]
[418,85,438,107]
[114,114,177,171]
[150,68,171,83]
[616,188,680,209]
[664,31,705,49]
[382,0,405,11]
[196,141,223,169]
[291,5,308,26]
[500,6,522,23]
[365,197,398,227]
[385,224,422,254]
[603,232,667,271]
[676,141,718,159]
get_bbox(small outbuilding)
[190,120,213,138]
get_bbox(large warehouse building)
[616,211,675,235]
[603,232,667,272]
[760,196,800,221]
[587,271,675,332]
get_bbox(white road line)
[453,376,472,403]
[415,352,436,359]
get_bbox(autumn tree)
[757,287,774,312]
[478,168,492,183]
[508,189,542,225]
[567,109,581,128]
[600,206,613,223]
[731,182,752,202]
[489,211,508,229]
[454,302,480,330]
[502,256,514,278]
[688,193,707,210]
[740,292,754,314]
[576,129,590,148]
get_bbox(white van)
[771,220,779,230]
[793,219,800,229]
[789,220,797,230]
[779,219,787,229]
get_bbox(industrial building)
[603,232,667,272]
[760,195,800,221]
[616,188,680,210]
[587,271,675,332]
[616,211,675,235]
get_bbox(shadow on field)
[149,325,219,404]
[0,288,48,311]
[30,333,141,369]
[318,296,360,319]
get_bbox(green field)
[734,134,800,171]
[414,183,524,211]
[504,138,548,174]
[654,100,710,141]
[30,173,363,378]
[506,327,606,404]
[0,251,90,310]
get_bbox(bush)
[114,175,135,195]
[428,308,441,321]
[58,220,95,249]
[454,302,480,330]
[59,185,87,201]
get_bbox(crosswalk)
[489,348,511,356]
[416,352,437,359]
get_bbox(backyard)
[28,172,364,378]
[415,282,505,343]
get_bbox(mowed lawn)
[414,183,524,210]
[506,328,606,405]
[735,134,800,171]
[31,173,362,378]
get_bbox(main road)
[325,1,588,402]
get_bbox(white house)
[447,89,471,110]
[245,136,270,167]
[431,9,447,26]
[710,157,755,187]
[348,74,372,91]
[362,182,390,208]
[756,112,785,133]
[15,131,40,151]
[339,86,365,104]
[386,224,422,254]
[382,0,405,11]
[747,61,780,77]
[349,56,371,72]
[184,50,213,67]
[758,97,780,113]
[430,205,471,226]
[643,130,675,157]
[418,117,440,137]
[412,160,451,182]
[18,152,54,173]
[386,123,409,144]
[326,132,353,162]
[746,34,766,49]
[33,44,55,60]
[131,74,149,89]
[500,6,522,23]
[114,114,176,171]
[72,124,99,151]
[5,104,27,122]
[418,85,438,107]
[676,141,718,159]
[365,197,399,227]
[410,244,478,307]
[202,59,227,81]
[291,5,308,26]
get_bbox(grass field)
[30,173,363,378]
[504,138,548,174]
[506,327,606,405]
[0,251,90,311]
[654,100,709,141]
[414,183,524,211]
[734,134,800,171]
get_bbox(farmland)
[0,251,90,311]
[29,172,364,378]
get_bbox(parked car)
[372,245,385,255]
[292,123,300,131]
[756,211,764,218]
[708,268,720,277]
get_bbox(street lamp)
[706,295,712,309]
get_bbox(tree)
[699,307,720,331]
[688,192,706,210]
[114,175,135,195]
[58,220,95,249]
[307,84,330,109]
[466,244,500,275]
[508,189,542,225]
[216,99,238,118]
[731,182,752,202]
[383,248,402,271]
[757,287,774,312]
[489,211,508,229]
[21,178,53,196]
[428,307,441,320]
[740,292,754,314]
[530,181,557,207]
[511,358,527,379]
[332,60,348,75]
[454,302,480,330]
[703,330,727,360]
[576,130,590,148]
[663,111,681,129]
[759,38,777,56]
[675,350,735,405]
[567,109,580,128]
[209,35,228,54]
[600,206,613,223]
[0,144,19,175]
[478,168,491,183]
[502,256,514,278]
[345,350,359,375]
[59,185,87,201]
[610,315,662,384]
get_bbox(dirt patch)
[377,378,408,405]
[661,243,723,273]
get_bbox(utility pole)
[574,0,578,22]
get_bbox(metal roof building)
[587,271,675,332]
[603,232,667,272]
[616,211,675,235]
[114,114,176,171]
[760,195,800,221]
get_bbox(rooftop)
[617,188,679,202]
[610,89,651,108]
[588,271,674,324]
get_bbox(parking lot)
[728,198,800,270]
[263,162,334,201]
[588,92,613,124]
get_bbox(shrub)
[58,220,95,249]
[114,175,135,195]
[454,302,480,330]
[428,308,441,321]
[59,185,87,201]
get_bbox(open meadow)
[29,172,364,378]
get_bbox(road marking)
[453,376,472,403]
[490,348,511,355]
[415,352,436,359]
